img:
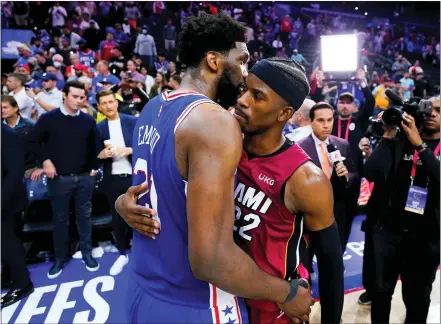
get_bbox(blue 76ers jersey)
[130,90,246,322]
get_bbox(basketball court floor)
[2,215,439,323]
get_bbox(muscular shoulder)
[177,103,242,148]
[284,161,333,215]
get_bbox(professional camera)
[369,90,433,138]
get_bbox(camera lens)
[383,108,402,127]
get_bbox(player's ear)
[206,51,221,73]
[278,106,295,123]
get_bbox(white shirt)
[145,75,155,96]
[108,119,132,175]
[35,87,63,119]
[50,6,67,27]
[286,125,312,142]
[311,132,333,175]
[60,104,80,116]
[10,88,34,119]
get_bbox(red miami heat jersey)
[234,140,310,312]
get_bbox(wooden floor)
[310,270,440,323]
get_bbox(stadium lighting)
[355,7,358,10]
[365,12,368,16]
[320,34,359,73]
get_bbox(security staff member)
[364,96,440,323]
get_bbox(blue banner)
[1,29,34,59]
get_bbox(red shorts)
[249,307,293,324]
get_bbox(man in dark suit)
[298,102,359,252]
[1,124,34,308]
[96,90,137,276]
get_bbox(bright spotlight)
[365,12,368,16]
[355,7,358,10]
[320,34,359,73]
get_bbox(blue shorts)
[125,277,249,323]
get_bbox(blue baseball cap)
[40,72,58,81]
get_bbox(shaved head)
[292,98,316,126]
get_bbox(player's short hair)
[178,12,247,68]
[310,102,334,121]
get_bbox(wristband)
[284,279,309,303]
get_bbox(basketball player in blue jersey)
[120,13,314,324]
[118,57,345,324]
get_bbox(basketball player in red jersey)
[117,58,344,324]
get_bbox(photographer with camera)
[364,96,440,323]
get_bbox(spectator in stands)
[414,72,430,98]
[1,122,34,309]
[285,98,316,142]
[15,63,39,90]
[165,61,177,81]
[83,20,101,51]
[77,39,97,68]
[113,23,131,50]
[271,34,283,51]
[27,73,63,119]
[154,53,169,74]
[289,27,301,51]
[78,76,97,108]
[61,25,81,50]
[15,44,33,68]
[93,60,121,93]
[276,47,288,59]
[163,17,176,52]
[291,49,310,66]
[369,71,381,91]
[109,79,148,116]
[59,37,76,66]
[96,90,137,275]
[99,32,117,62]
[409,60,424,75]
[48,2,67,28]
[46,64,66,90]
[32,81,102,279]
[125,60,145,83]
[392,55,411,72]
[7,73,34,120]
[168,75,182,90]
[109,46,127,79]
[400,71,415,100]
[280,14,292,43]
[135,25,157,70]
[307,19,317,40]
[125,1,141,22]
[372,79,392,115]
[149,72,166,98]
[144,67,155,95]
[79,12,99,31]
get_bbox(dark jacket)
[96,113,137,184]
[2,124,27,217]
[298,134,359,201]
[364,137,440,237]
[4,116,36,169]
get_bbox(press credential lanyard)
[337,117,352,141]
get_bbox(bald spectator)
[6,73,34,119]
[285,98,316,142]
